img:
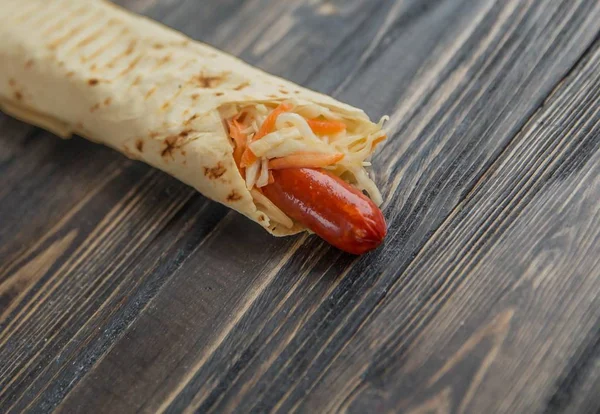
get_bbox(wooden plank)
[47,0,600,413]
[2,0,600,413]
[0,168,210,411]
[322,40,600,413]
[0,118,123,263]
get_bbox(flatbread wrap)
[0,0,388,254]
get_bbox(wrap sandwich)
[0,0,388,254]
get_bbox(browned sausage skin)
[262,168,387,255]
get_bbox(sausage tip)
[342,207,387,255]
[263,168,387,255]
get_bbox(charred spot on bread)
[160,132,192,160]
[204,163,227,179]
[184,114,199,126]
[193,71,229,88]
[227,190,242,202]
[161,135,183,159]
[234,82,250,91]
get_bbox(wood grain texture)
[317,40,600,414]
[1,0,600,413]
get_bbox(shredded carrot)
[227,119,248,167]
[306,119,346,135]
[373,134,387,146]
[256,103,293,140]
[240,147,257,169]
[268,152,344,170]
[241,102,292,167]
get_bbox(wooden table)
[2,0,600,412]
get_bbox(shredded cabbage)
[295,104,343,121]
[258,139,308,159]
[256,158,269,188]
[249,127,302,157]
[255,104,268,115]
[223,102,387,220]
[245,161,260,190]
[251,189,293,228]
[275,113,318,142]
[250,127,332,159]
[349,167,383,206]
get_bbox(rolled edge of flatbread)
[0,0,387,236]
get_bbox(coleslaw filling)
[221,101,388,229]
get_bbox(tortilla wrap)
[0,0,384,236]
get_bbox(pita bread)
[0,0,383,236]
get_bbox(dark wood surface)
[2,0,600,412]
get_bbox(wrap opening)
[219,99,388,231]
